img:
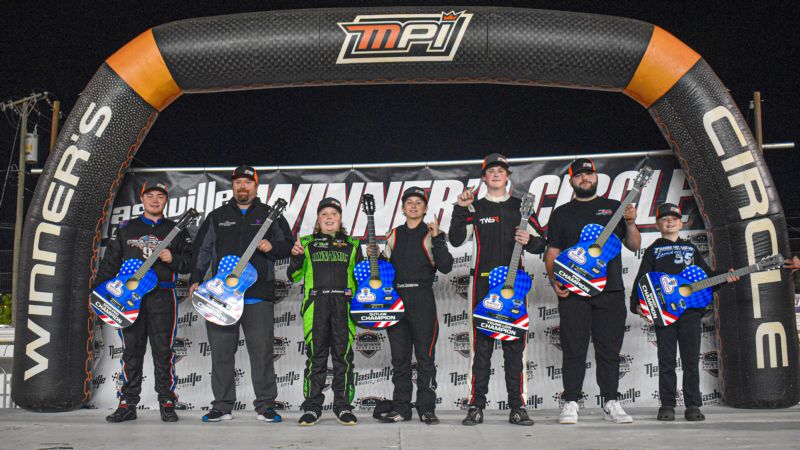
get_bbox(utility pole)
[1,92,49,326]
[753,91,764,153]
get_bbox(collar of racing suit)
[483,192,511,203]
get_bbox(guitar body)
[473,266,531,341]
[350,259,405,328]
[192,255,256,326]
[91,258,158,328]
[554,223,622,298]
[637,265,712,326]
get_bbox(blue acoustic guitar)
[192,198,287,326]
[554,166,653,298]
[92,208,199,328]
[351,194,405,329]
[472,193,536,341]
[637,253,783,326]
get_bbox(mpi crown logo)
[337,11,473,64]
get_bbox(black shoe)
[509,408,534,426]
[336,409,358,425]
[202,409,232,422]
[419,410,439,425]
[657,406,675,421]
[106,401,137,423]
[298,410,320,426]
[159,400,179,422]
[462,406,483,426]
[685,407,705,422]
[379,409,410,423]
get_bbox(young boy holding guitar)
[631,203,737,422]
[449,153,546,426]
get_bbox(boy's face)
[482,166,509,190]
[402,196,427,220]
[656,215,683,234]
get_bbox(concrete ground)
[0,406,798,449]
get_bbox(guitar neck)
[366,213,380,279]
[689,264,757,291]
[595,186,639,248]
[504,216,529,289]
[232,215,275,277]
[131,222,183,281]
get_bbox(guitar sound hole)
[369,279,382,289]
[588,245,602,258]
[500,288,515,299]
[125,279,139,290]
[678,285,693,297]
[225,275,239,287]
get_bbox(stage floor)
[1,406,798,449]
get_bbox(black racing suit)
[384,223,454,417]
[631,237,724,408]
[289,231,363,414]
[449,193,546,410]
[95,215,192,404]
[190,198,293,412]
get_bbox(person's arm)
[288,236,307,283]
[448,204,473,247]
[167,227,193,275]
[265,216,293,259]
[431,233,454,274]
[94,224,125,288]
[621,203,641,252]
[544,208,569,298]
[630,246,654,314]
[523,211,547,254]
[189,216,215,285]
[692,245,738,292]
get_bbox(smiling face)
[402,196,427,221]
[657,214,683,234]
[140,190,167,217]
[570,171,598,198]
[482,166,509,191]
[317,207,342,234]
[233,177,257,205]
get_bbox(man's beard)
[236,191,253,204]
[573,181,597,198]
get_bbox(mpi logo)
[337,11,473,64]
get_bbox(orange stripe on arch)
[624,26,701,108]
[106,29,182,111]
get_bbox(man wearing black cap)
[378,187,454,424]
[449,153,547,426]
[97,181,193,423]
[544,158,641,424]
[631,203,737,422]
[189,165,293,424]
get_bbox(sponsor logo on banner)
[175,402,194,410]
[553,392,588,408]
[323,367,335,392]
[276,370,301,387]
[173,337,191,364]
[455,397,489,410]
[652,389,686,407]
[443,309,469,327]
[644,363,659,378]
[199,341,213,357]
[547,362,591,380]
[200,400,248,411]
[275,311,298,328]
[702,389,722,406]
[356,331,385,358]
[702,351,719,377]
[108,344,123,360]
[411,361,418,385]
[537,306,559,321]
[687,232,709,256]
[619,354,634,380]
[701,320,716,339]
[297,340,308,355]
[92,374,106,389]
[273,336,289,361]
[355,367,392,385]
[136,404,152,411]
[544,326,561,350]
[233,368,246,387]
[526,394,544,410]
[274,280,291,300]
[336,11,473,64]
[526,361,538,380]
[177,311,198,329]
[92,326,104,371]
[176,372,203,388]
[452,275,471,300]
[274,401,292,411]
[355,396,388,411]
[449,332,471,358]
[597,388,641,406]
[641,324,658,347]
[449,371,468,387]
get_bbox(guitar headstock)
[756,253,784,271]
[177,208,200,227]
[362,194,376,215]
[520,193,536,217]
[268,198,288,220]
[633,165,654,191]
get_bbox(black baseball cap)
[657,203,682,219]
[481,153,511,174]
[232,165,258,183]
[140,181,168,196]
[568,158,596,177]
[318,197,343,214]
[402,187,428,204]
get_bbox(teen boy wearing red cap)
[189,165,293,424]
[449,153,547,426]
[98,181,192,423]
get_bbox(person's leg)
[146,289,179,403]
[330,294,356,413]
[590,291,627,402]
[205,318,240,413]
[386,309,413,417]
[301,293,331,414]
[557,295,592,401]
[240,301,278,411]
[677,310,703,409]
[410,289,439,416]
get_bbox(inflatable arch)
[13,7,797,410]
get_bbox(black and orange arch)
[13,7,797,411]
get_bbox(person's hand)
[456,188,475,207]
[257,239,272,253]
[725,268,740,283]
[552,279,570,298]
[784,256,800,272]
[428,220,440,237]
[636,304,653,324]
[158,249,173,264]
[291,237,304,256]
[623,203,637,225]
[514,227,530,245]
[188,282,199,298]
[367,244,379,258]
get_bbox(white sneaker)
[603,400,633,423]
[558,401,579,424]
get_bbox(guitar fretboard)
[689,264,760,291]
[131,212,195,281]
[232,212,276,277]
[366,213,380,280]
[594,184,641,248]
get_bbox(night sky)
[1,1,798,224]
